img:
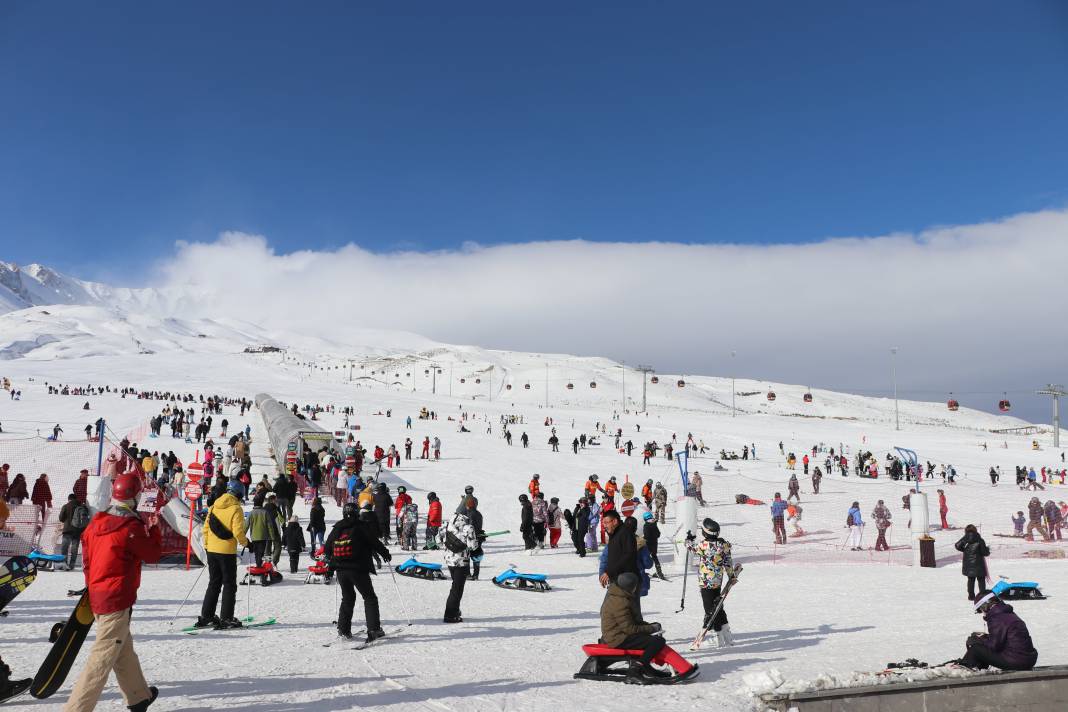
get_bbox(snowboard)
[30,591,95,699]
[0,556,37,615]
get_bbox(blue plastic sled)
[493,566,551,592]
[395,557,444,580]
[992,580,1045,600]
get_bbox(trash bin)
[919,536,936,568]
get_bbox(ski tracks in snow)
[359,651,457,712]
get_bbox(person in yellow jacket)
[356,479,374,509]
[194,481,249,629]
[141,454,155,479]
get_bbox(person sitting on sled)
[958,590,1037,671]
[598,572,698,683]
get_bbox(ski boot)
[214,617,243,630]
[193,615,219,629]
[365,628,386,644]
[715,624,734,648]
[0,657,31,704]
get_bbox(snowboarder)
[958,591,1037,671]
[65,471,161,712]
[326,502,391,643]
[438,502,479,623]
[685,518,735,647]
[954,524,990,600]
[197,480,249,629]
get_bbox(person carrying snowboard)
[197,480,249,629]
[325,502,391,643]
[66,471,161,712]
[685,518,736,647]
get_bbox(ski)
[0,679,31,705]
[689,566,743,651]
[352,625,411,650]
[182,616,277,635]
[322,629,366,647]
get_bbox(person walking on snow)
[65,471,161,712]
[872,499,892,551]
[954,524,990,600]
[938,489,950,529]
[326,502,391,642]
[438,503,479,623]
[769,493,788,545]
[846,501,864,550]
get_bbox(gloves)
[381,550,392,562]
[685,531,696,543]
[649,622,663,634]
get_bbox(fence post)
[95,418,105,476]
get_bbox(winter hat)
[974,590,998,613]
[642,511,653,521]
[227,480,243,496]
[289,515,299,523]
[616,572,639,593]
[702,518,720,539]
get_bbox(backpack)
[71,504,91,530]
[846,512,855,526]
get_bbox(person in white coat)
[437,503,478,623]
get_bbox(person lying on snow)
[957,590,1037,671]
[599,572,698,683]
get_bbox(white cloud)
[153,208,1068,419]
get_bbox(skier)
[438,500,479,623]
[685,519,736,647]
[197,480,249,629]
[871,499,892,551]
[811,466,822,494]
[787,473,800,502]
[325,502,391,643]
[954,524,990,601]
[599,572,698,683]
[424,492,442,549]
[846,501,864,550]
[66,471,161,712]
[433,436,441,460]
[642,510,666,580]
[421,437,430,459]
[770,493,788,545]
[584,474,603,500]
[958,591,1037,671]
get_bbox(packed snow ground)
[2,352,1067,711]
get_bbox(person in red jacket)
[528,474,541,498]
[938,489,950,529]
[31,473,52,518]
[66,470,161,712]
[421,437,430,459]
[425,492,442,549]
[394,486,412,541]
[72,469,90,504]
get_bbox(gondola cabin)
[524,383,531,390]
[460,378,466,384]
[767,391,777,401]
[650,376,659,384]
[590,381,597,389]
[566,383,574,390]
[424,369,430,375]
[999,399,1011,412]
[677,379,685,388]
[475,378,481,384]
[948,399,959,411]
[506,384,512,390]
[803,393,813,403]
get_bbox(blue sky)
[2,1,1067,274]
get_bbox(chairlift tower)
[1036,384,1067,448]
[636,365,655,413]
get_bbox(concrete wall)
[761,666,1068,712]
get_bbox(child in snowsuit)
[400,503,419,550]
[1012,511,1025,536]
[685,518,735,647]
[284,515,306,574]
[653,482,667,524]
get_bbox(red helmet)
[112,471,143,500]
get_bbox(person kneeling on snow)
[599,572,698,683]
[959,590,1037,671]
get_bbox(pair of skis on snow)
[688,566,742,651]
[322,624,411,650]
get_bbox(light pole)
[891,347,899,431]
[637,365,654,413]
[731,350,736,418]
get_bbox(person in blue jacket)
[847,501,864,550]
[769,493,788,544]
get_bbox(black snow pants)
[336,568,381,636]
[200,553,238,621]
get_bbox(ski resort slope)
[1,351,1066,711]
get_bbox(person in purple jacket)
[959,590,1038,671]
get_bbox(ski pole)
[388,565,413,627]
[675,541,690,613]
[169,564,207,626]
